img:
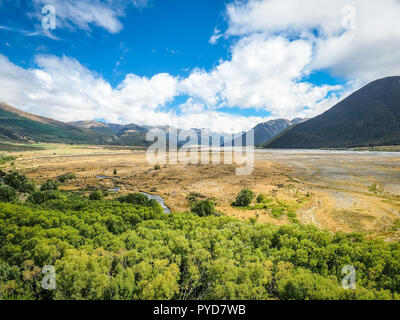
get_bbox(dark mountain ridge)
[265,76,400,148]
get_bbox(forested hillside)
[0,103,112,145]
[1,170,400,300]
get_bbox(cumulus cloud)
[0,54,177,123]
[184,35,344,119]
[0,52,271,132]
[0,34,347,132]
[226,0,400,83]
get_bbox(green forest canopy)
[0,172,400,300]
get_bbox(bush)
[4,172,28,191]
[19,181,36,194]
[58,173,76,183]
[0,154,16,165]
[89,191,102,201]
[40,180,58,191]
[191,200,215,217]
[257,194,268,203]
[27,190,65,205]
[154,165,161,170]
[234,189,254,207]
[118,193,163,214]
[118,193,152,206]
[0,185,17,202]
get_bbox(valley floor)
[6,144,400,239]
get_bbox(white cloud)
[209,28,223,45]
[0,34,347,132]
[226,0,400,83]
[0,54,177,124]
[0,53,269,133]
[183,35,344,119]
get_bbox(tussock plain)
[6,144,400,239]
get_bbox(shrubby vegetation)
[58,173,76,183]
[257,194,270,204]
[89,191,103,201]
[0,154,16,165]
[234,189,255,206]
[191,200,215,217]
[0,185,16,203]
[0,172,400,300]
[27,190,65,205]
[40,179,58,191]
[1,171,36,194]
[118,193,161,212]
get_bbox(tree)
[191,200,215,217]
[27,190,64,205]
[4,172,28,191]
[234,189,254,206]
[20,181,36,194]
[113,169,117,175]
[89,191,103,201]
[0,185,17,202]
[58,173,76,183]
[40,180,58,191]
[118,193,151,206]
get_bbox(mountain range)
[1,76,400,149]
[231,118,306,147]
[0,103,232,147]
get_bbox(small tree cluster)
[191,200,215,217]
[0,185,17,202]
[89,191,103,201]
[40,180,58,191]
[58,173,76,183]
[234,189,255,207]
[2,171,36,194]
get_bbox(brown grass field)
[4,144,400,239]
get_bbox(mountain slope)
[0,103,113,144]
[69,120,150,146]
[231,118,305,147]
[0,103,233,147]
[264,76,400,149]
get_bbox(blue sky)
[1,1,230,82]
[0,0,398,132]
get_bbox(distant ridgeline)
[264,77,400,149]
[1,76,400,149]
[0,101,290,148]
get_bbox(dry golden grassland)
[5,144,400,239]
